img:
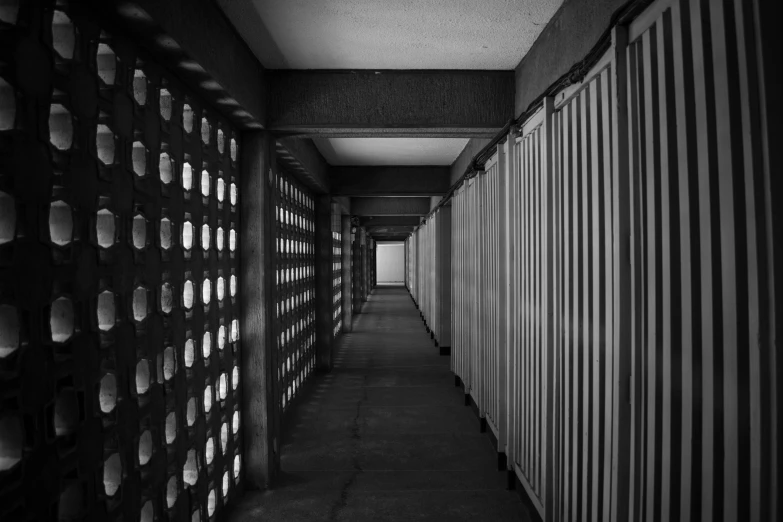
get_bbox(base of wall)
[453,371,541,522]
[439,345,451,356]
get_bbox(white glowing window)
[216,277,225,301]
[230,275,237,297]
[136,359,150,394]
[49,200,73,247]
[159,152,173,184]
[183,104,194,133]
[132,141,147,177]
[49,104,72,150]
[159,88,172,121]
[218,373,227,400]
[99,374,116,413]
[96,209,116,248]
[132,286,148,322]
[200,170,210,197]
[50,297,74,343]
[217,325,226,350]
[160,218,172,250]
[183,280,194,309]
[97,43,116,85]
[205,438,215,464]
[97,291,115,331]
[202,279,211,305]
[220,423,228,453]
[230,183,237,206]
[138,430,152,466]
[203,331,211,359]
[183,449,198,486]
[183,342,197,373]
[182,221,193,250]
[160,283,173,314]
[182,162,193,191]
[231,319,239,342]
[232,410,239,434]
[207,489,216,517]
[201,224,210,251]
[216,178,225,202]
[165,411,177,444]
[186,397,196,426]
[96,124,115,165]
[201,117,210,145]
[216,227,224,251]
[232,366,239,390]
[103,454,122,496]
[204,385,213,413]
[133,69,147,106]
[166,475,177,508]
[229,229,237,251]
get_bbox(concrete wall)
[450,137,491,185]
[377,243,405,283]
[514,0,629,116]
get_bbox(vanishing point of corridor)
[229,287,529,521]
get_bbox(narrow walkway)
[229,287,529,521]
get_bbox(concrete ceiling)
[218,0,565,70]
[314,138,468,166]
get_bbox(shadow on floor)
[227,288,530,522]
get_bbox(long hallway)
[229,287,529,521]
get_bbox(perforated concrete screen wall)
[0,3,242,520]
[274,170,316,414]
[331,210,342,339]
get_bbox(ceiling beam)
[358,216,421,227]
[275,138,330,194]
[268,70,514,137]
[331,166,450,196]
[372,236,410,242]
[365,225,416,234]
[351,197,431,216]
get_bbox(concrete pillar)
[341,215,353,332]
[352,229,362,313]
[360,229,369,302]
[239,132,279,489]
[314,195,333,371]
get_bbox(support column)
[360,229,369,302]
[314,195,333,371]
[341,215,353,332]
[240,131,279,489]
[352,229,362,314]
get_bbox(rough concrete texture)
[219,0,563,70]
[227,288,529,521]
[514,0,628,116]
[268,71,514,131]
[450,138,492,185]
[351,197,431,217]
[330,166,451,197]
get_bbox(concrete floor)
[228,288,530,521]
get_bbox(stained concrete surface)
[228,287,529,521]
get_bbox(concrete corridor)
[229,287,529,521]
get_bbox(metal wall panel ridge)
[440,1,778,521]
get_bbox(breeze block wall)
[0,1,243,520]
